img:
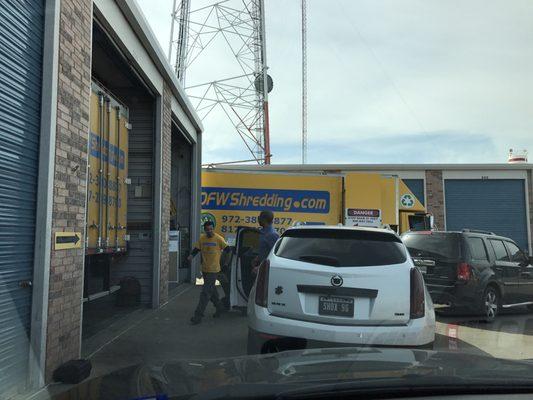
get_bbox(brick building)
[0,0,203,396]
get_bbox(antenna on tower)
[168,0,273,164]
[301,0,308,164]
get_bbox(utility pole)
[301,0,308,164]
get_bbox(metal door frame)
[28,0,61,390]
[152,96,163,309]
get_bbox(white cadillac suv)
[246,226,435,354]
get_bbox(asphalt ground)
[32,284,533,398]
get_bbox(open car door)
[230,227,260,310]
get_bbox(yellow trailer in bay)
[201,169,429,238]
[86,82,129,254]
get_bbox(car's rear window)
[402,233,461,260]
[274,229,407,267]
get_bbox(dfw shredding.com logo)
[400,193,415,208]
[201,187,330,214]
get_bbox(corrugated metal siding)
[403,179,425,205]
[112,96,154,304]
[445,179,529,250]
[0,0,44,392]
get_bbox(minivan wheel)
[482,286,499,322]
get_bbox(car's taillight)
[255,259,270,307]
[457,262,472,282]
[410,267,425,319]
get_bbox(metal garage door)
[403,179,425,205]
[0,0,44,393]
[445,179,529,250]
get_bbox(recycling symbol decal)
[201,212,217,228]
[401,193,415,208]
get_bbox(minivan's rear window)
[275,229,407,267]
[402,233,461,260]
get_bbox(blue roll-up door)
[445,179,529,250]
[0,0,44,393]
[403,179,425,205]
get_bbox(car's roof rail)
[462,228,495,235]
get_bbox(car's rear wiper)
[298,255,340,266]
[409,249,456,261]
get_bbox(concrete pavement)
[84,284,249,378]
[82,285,533,379]
[436,308,533,359]
[32,285,533,399]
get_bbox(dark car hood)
[51,348,533,400]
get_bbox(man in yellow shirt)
[188,220,229,325]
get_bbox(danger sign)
[345,208,382,228]
[347,209,380,217]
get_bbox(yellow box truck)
[201,171,343,242]
[201,169,429,239]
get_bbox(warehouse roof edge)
[214,163,533,171]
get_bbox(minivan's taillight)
[255,259,270,307]
[410,267,425,319]
[457,262,472,282]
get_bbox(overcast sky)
[137,0,533,164]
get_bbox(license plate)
[318,296,354,317]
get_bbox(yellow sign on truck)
[201,171,343,241]
[201,169,429,238]
[86,82,129,254]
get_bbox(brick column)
[159,84,172,305]
[425,170,445,230]
[46,0,92,382]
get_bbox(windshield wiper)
[409,249,456,261]
[275,376,533,400]
[180,376,533,400]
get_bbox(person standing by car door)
[188,221,229,325]
[252,210,280,275]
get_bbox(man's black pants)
[194,272,223,317]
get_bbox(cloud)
[137,0,533,164]
[271,131,497,164]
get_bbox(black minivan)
[401,230,533,321]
